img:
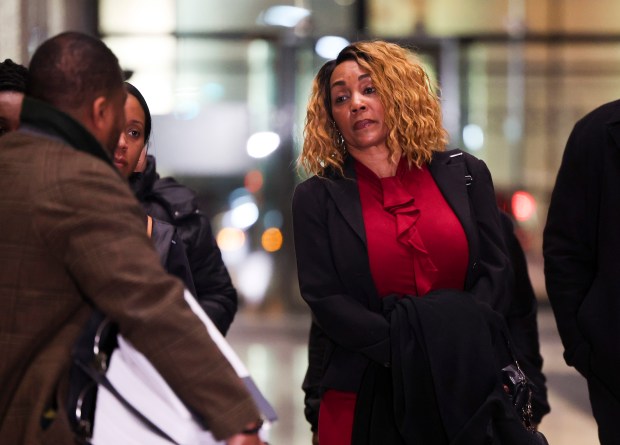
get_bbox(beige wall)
[0,0,25,63]
[370,0,620,36]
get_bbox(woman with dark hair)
[114,82,151,177]
[293,40,544,444]
[114,82,238,335]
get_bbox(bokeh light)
[261,228,283,252]
[511,190,537,222]
[247,131,280,158]
[244,169,264,194]
[216,227,246,251]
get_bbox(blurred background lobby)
[2,0,617,443]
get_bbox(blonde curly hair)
[298,40,448,177]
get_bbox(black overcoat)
[293,149,512,393]
[544,99,620,400]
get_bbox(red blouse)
[356,156,469,297]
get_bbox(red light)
[511,191,536,222]
[244,170,264,193]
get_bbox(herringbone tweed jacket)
[0,98,258,444]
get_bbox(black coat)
[544,99,620,399]
[293,149,512,395]
[130,155,237,335]
[352,290,543,445]
[150,217,198,298]
[301,210,551,432]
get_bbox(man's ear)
[90,96,109,131]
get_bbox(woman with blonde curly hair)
[293,41,534,445]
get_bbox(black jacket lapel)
[323,157,367,244]
[429,149,477,264]
[323,151,476,248]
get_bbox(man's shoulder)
[1,128,64,155]
[2,130,117,179]
[577,99,620,129]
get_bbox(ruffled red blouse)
[356,156,469,297]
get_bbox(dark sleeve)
[184,213,238,336]
[500,212,550,423]
[465,154,514,315]
[302,319,327,432]
[543,114,600,377]
[292,179,390,365]
[164,228,199,297]
[143,181,238,336]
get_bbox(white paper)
[91,288,274,444]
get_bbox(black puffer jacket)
[130,155,238,334]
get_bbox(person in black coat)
[114,82,238,335]
[301,210,551,441]
[293,40,521,444]
[544,99,620,444]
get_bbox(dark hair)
[0,59,28,93]
[315,60,337,121]
[125,82,152,146]
[28,31,124,112]
[317,48,368,121]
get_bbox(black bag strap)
[74,358,179,444]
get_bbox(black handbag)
[501,362,533,429]
[67,311,179,444]
[501,349,550,445]
[66,310,116,440]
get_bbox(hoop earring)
[331,121,346,151]
[335,131,345,150]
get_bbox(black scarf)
[19,96,114,168]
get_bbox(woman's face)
[329,60,388,153]
[0,90,24,137]
[114,94,146,178]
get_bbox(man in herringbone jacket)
[0,32,262,445]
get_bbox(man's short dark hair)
[28,31,124,112]
[0,59,28,93]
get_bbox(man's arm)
[543,116,600,377]
[34,153,259,440]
